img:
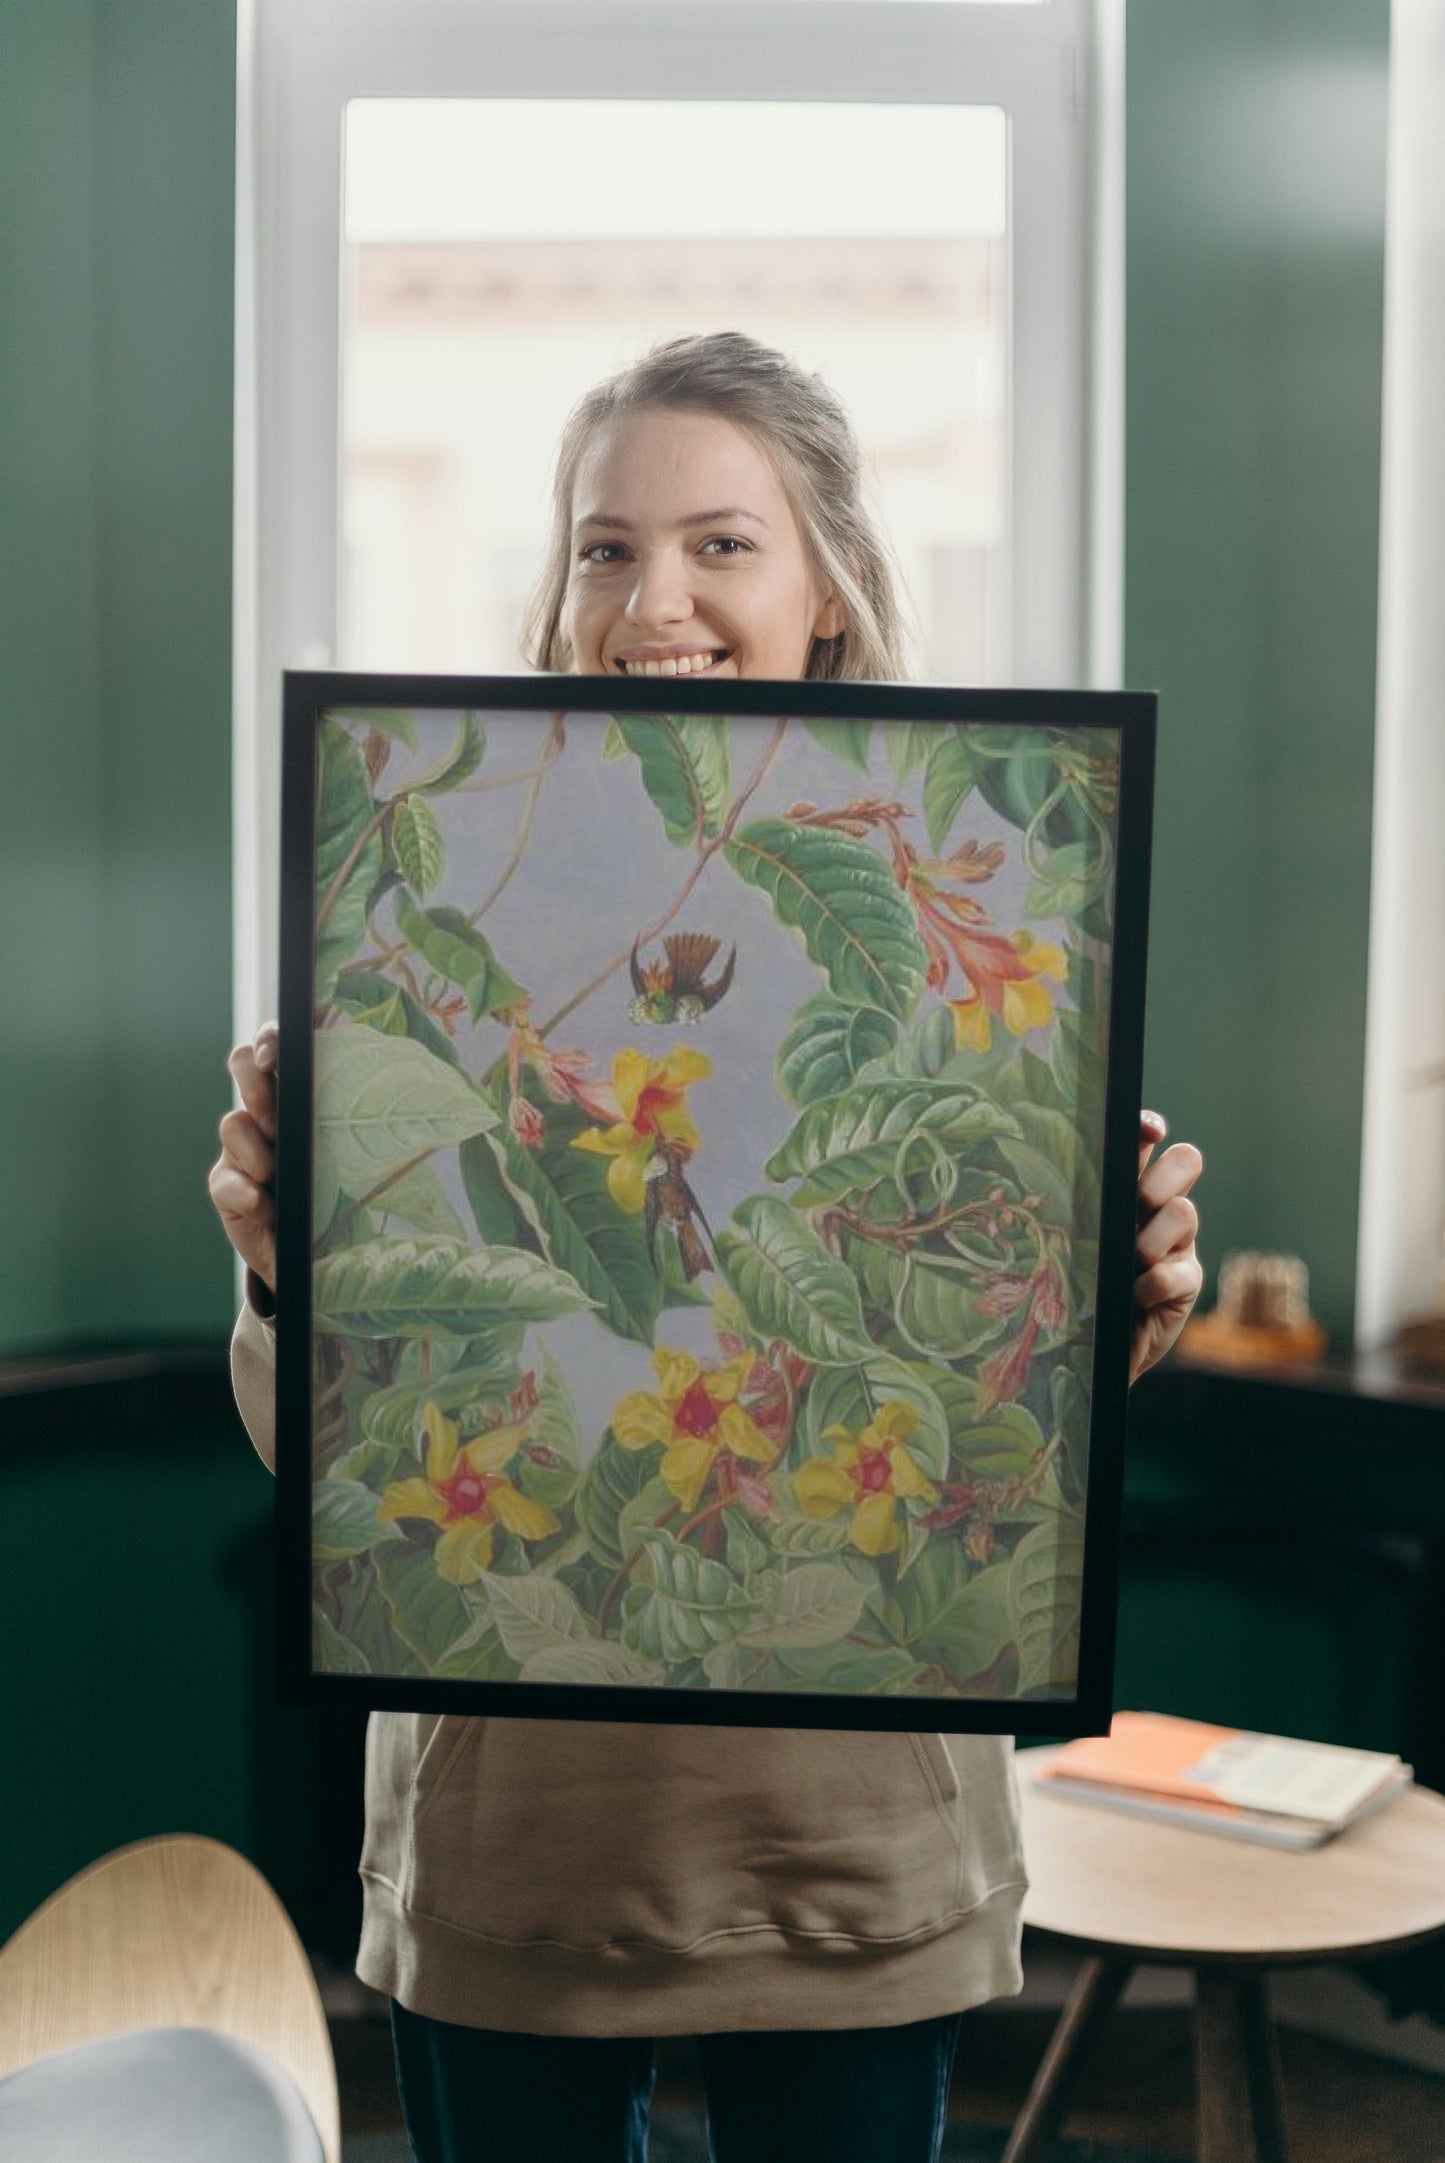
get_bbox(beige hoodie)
[232,1293,1027,2035]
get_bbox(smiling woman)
[524,332,908,684]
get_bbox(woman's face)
[562,407,842,682]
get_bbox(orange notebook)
[1041,1711,1403,1827]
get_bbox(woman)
[212,332,1204,2163]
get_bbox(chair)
[0,1833,340,2161]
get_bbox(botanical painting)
[308,706,1119,1704]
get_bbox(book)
[1030,1712,1412,1850]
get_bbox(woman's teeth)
[621,651,725,677]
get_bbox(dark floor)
[332,2000,1445,2162]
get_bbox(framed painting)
[277,674,1154,1733]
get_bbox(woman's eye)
[579,541,627,565]
[700,536,751,558]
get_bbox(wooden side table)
[1007,1746,1445,2163]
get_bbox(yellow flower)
[377,1401,560,1584]
[571,1046,711,1214]
[793,1403,937,1557]
[947,929,1068,1053]
[611,1347,775,1512]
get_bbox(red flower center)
[631,1080,677,1137]
[435,1463,499,1523]
[852,1446,892,1495]
[673,1377,722,1440]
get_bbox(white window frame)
[234,0,1122,1030]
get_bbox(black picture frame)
[277,672,1154,1735]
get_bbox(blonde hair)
[522,331,913,682]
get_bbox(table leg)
[1000,1955,1131,2163]
[1195,1969,1289,2163]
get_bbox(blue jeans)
[390,2000,965,2163]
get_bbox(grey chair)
[0,1834,340,2161]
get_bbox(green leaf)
[314,1020,494,1208]
[1010,1515,1085,1693]
[575,1433,654,1567]
[330,1557,419,1676]
[312,1603,371,1675]
[773,1642,928,1696]
[715,1196,872,1365]
[434,1627,518,1683]
[896,1544,1013,1682]
[996,1101,1101,1226]
[803,716,872,771]
[798,1355,951,1481]
[776,995,899,1108]
[740,1562,867,1649]
[701,1639,774,1691]
[922,730,984,852]
[620,1529,759,1663]
[394,896,527,1021]
[611,712,731,843]
[724,818,927,1020]
[312,1477,404,1561]
[1051,1007,1107,1121]
[359,1349,525,1457]
[516,1349,584,1509]
[374,1540,475,1670]
[327,706,417,748]
[520,1640,664,1686]
[1050,1356,1093,1498]
[767,1080,1015,1208]
[390,794,446,896]
[1025,840,1102,920]
[477,1100,678,1345]
[764,1510,853,1559]
[417,711,486,795]
[886,720,936,781]
[331,1431,419,1489]
[373,1163,466,1238]
[851,1242,994,1361]
[313,1237,594,1338]
[478,1570,593,1663]
[315,720,385,1000]
[332,971,462,1070]
[616,1476,676,1563]
[931,1371,1048,1481]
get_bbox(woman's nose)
[625,547,693,631]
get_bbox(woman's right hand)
[209,1021,279,1295]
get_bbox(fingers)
[217,1106,274,1186]
[1134,1251,1204,1314]
[227,1020,279,1138]
[1138,1139,1203,1217]
[1135,1190,1199,1271]
[1138,1109,1168,1179]
[207,1153,277,1289]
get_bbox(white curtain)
[1356,1,1445,1345]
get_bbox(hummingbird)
[643,1139,714,1281]
[628,932,736,1026]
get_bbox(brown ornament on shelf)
[1178,1249,1328,1369]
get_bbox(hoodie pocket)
[402,1717,978,1952]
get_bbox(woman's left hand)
[1131,1113,1204,1383]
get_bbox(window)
[236,0,1119,1023]
[339,99,1008,682]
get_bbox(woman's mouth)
[615,649,732,678]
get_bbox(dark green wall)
[0,0,1399,1947]
[0,0,237,1354]
[1127,0,1390,1340]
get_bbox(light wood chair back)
[0,1834,340,2163]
